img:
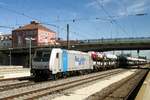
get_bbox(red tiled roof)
[13,21,56,33]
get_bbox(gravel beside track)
[86,69,148,100]
[38,69,130,100]
[0,80,21,86]
[0,69,125,100]
[0,81,35,92]
[0,76,31,86]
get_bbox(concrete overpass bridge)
[71,42,150,51]
[1,37,150,52]
[72,37,150,51]
[0,37,150,66]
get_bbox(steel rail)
[1,69,126,100]
[100,69,148,100]
[0,81,35,92]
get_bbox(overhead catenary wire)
[0,5,92,39]
[95,0,128,35]
[0,6,39,22]
[0,5,59,28]
[0,25,15,29]
[0,2,137,39]
[51,17,110,23]
[59,25,90,39]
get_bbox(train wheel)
[52,74,58,80]
[63,72,67,78]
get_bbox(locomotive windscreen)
[33,50,52,62]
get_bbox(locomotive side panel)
[49,49,92,74]
[67,51,92,71]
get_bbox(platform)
[135,71,150,100]
[53,69,137,100]
[0,66,30,79]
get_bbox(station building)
[12,21,57,48]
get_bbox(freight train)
[31,48,147,80]
[118,54,147,66]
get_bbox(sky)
[0,0,150,39]
[0,0,150,59]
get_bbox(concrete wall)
[0,51,31,68]
[0,52,9,65]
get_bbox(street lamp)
[9,48,13,66]
[25,37,35,68]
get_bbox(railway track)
[87,69,148,100]
[0,76,34,92]
[0,69,126,100]
[0,76,33,91]
[0,81,35,92]
[0,76,32,82]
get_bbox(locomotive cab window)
[33,49,52,62]
[56,53,59,58]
